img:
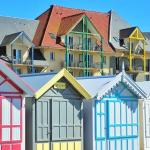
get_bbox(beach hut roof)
[77,66,147,99]
[21,68,91,100]
[0,60,34,96]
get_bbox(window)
[104,56,107,65]
[50,52,55,61]
[79,54,83,62]
[69,36,73,49]
[69,53,74,67]
[0,97,22,143]
[87,38,92,50]
[145,75,150,81]
[116,57,120,70]
[146,59,150,72]
[13,49,21,63]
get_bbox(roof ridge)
[77,75,115,80]
[20,72,57,77]
[53,4,110,15]
[62,12,85,19]
[0,15,38,22]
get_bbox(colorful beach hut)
[21,69,91,150]
[136,81,150,150]
[77,69,147,150]
[0,60,34,150]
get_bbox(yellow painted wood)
[68,142,74,150]
[44,143,49,150]
[35,68,91,100]
[61,142,67,150]
[36,143,43,150]
[53,143,60,150]
[143,40,146,72]
[129,27,145,40]
[75,141,81,150]
[129,38,132,71]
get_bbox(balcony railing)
[65,62,102,69]
[68,44,102,52]
[13,59,32,65]
[32,60,49,66]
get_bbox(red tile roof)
[58,13,84,36]
[33,5,114,53]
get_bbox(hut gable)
[97,71,147,100]
[34,69,91,100]
[0,60,34,96]
[104,82,138,99]
[42,77,82,99]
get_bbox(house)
[33,5,114,77]
[0,16,42,74]
[0,60,34,150]
[77,65,147,150]
[33,5,150,81]
[20,68,91,150]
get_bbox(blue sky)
[0,0,149,31]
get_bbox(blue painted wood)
[95,83,139,150]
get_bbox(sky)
[0,0,149,31]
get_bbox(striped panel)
[52,141,81,150]
[36,144,42,150]
[36,143,49,150]
[61,143,67,150]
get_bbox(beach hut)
[77,68,147,150]
[0,60,34,150]
[21,69,91,150]
[136,81,150,150]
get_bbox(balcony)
[12,59,49,67]
[32,60,49,67]
[67,33,102,52]
[64,61,102,69]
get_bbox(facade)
[0,6,149,81]
[0,16,41,74]
[32,5,150,81]
[77,68,147,150]
[33,5,114,77]
[109,12,150,81]
[0,60,33,150]
[21,69,91,150]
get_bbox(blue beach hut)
[77,68,147,150]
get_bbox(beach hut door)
[144,101,150,150]
[0,96,22,150]
[96,99,139,150]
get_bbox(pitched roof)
[144,32,150,40]
[120,27,137,39]
[143,32,150,51]
[109,11,131,50]
[1,32,21,46]
[21,68,91,100]
[0,60,34,96]
[57,13,84,36]
[77,71,147,99]
[33,5,114,53]
[0,16,39,45]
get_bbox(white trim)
[97,72,147,100]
